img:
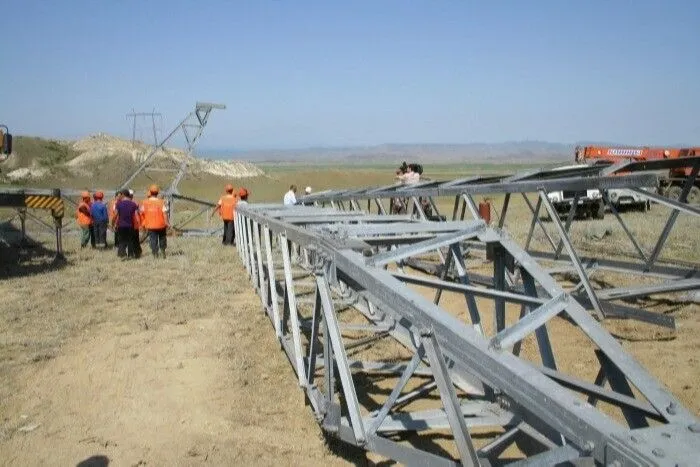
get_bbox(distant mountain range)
[201,141,579,164]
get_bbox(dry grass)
[1,164,698,464]
[0,233,351,466]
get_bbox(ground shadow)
[76,455,109,467]
[0,222,67,280]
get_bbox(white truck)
[546,165,653,219]
[546,165,606,219]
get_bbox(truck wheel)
[689,186,700,205]
[593,200,605,219]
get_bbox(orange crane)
[575,145,700,204]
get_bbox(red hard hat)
[94,191,104,199]
[80,191,90,199]
[225,184,234,193]
[239,187,248,197]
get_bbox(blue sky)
[3,0,699,150]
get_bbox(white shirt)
[283,190,297,205]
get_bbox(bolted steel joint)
[666,401,678,415]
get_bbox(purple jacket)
[115,199,139,229]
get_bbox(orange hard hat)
[225,184,234,193]
[149,184,160,195]
[94,191,104,199]
[239,187,248,197]
[80,191,90,199]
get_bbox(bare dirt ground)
[0,234,351,466]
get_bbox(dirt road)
[0,237,350,466]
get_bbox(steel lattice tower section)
[60,102,225,235]
[234,203,700,466]
[297,161,700,329]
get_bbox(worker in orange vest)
[213,184,238,245]
[108,190,122,248]
[76,191,94,249]
[140,184,170,258]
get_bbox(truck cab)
[546,165,605,219]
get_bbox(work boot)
[152,251,159,259]
[160,249,166,259]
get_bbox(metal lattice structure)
[298,163,699,329]
[234,203,700,466]
[0,188,65,258]
[57,102,225,237]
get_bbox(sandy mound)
[5,167,50,181]
[68,133,264,179]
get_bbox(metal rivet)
[583,441,594,454]
[689,423,700,433]
[662,432,671,438]
[652,448,665,458]
[630,435,639,443]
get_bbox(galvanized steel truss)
[235,203,700,466]
[298,165,699,329]
[55,102,226,237]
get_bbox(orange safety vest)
[76,201,92,226]
[218,194,238,221]
[141,197,168,230]
[108,198,117,222]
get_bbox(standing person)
[140,184,169,258]
[213,184,238,245]
[114,189,141,258]
[128,189,143,258]
[76,191,93,249]
[283,185,297,205]
[90,191,109,248]
[238,187,249,205]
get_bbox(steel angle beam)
[299,173,659,202]
[314,221,478,237]
[629,187,700,217]
[368,222,486,266]
[284,214,413,224]
[603,155,700,175]
[594,278,700,301]
[235,204,700,466]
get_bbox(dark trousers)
[223,220,235,245]
[88,225,96,248]
[93,220,108,246]
[134,229,142,257]
[117,227,140,258]
[113,228,119,249]
[148,228,167,256]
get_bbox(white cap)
[128,189,134,196]
[305,186,312,194]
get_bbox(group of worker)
[77,183,252,256]
[76,184,170,259]
[283,185,312,205]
